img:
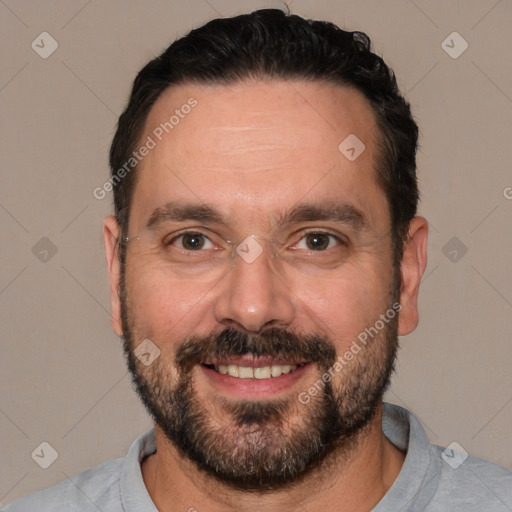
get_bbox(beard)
[120,266,400,491]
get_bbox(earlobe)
[103,216,123,337]
[398,217,428,336]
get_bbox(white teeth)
[212,363,301,379]
[227,364,239,377]
[271,365,282,377]
[254,366,271,379]
[239,366,254,379]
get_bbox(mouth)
[198,356,312,399]
[201,362,307,379]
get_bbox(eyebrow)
[146,202,228,229]
[276,201,367,230]
[146,200,368,231]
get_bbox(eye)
[167,232,215,251]
[294,232,341,251]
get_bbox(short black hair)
[110,8,419,260]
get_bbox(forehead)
[130,80,388,233]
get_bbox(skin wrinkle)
[208,127,295,156]
[104,80,427,512]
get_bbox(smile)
[202,363,304,379]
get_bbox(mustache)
[175,327,337,372]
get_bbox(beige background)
[1,0,512,506]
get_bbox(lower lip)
[199,364,312,399]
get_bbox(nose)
[213,248,295,333]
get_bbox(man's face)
[106,81,421,489]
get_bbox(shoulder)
[3,457,124,512]
[3,429,156,512]
[380,403,512,511]
[428,443,512,510]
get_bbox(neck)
[141,404,405,512]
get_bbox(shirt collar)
[119,403,439,511]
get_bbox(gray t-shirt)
[4,403,512,511]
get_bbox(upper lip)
[201,355,308,368]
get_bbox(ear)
[103,216,123,337]
[398,216,428,336]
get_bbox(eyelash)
[164,229,347,252]
[165,231,216,251]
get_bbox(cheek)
[125,262,218,341]
[291,261,393,347]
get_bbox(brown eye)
[304,233,333,251]
[182,233,206,250]
[169,232,214,251]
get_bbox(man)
[5,8,512,512]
